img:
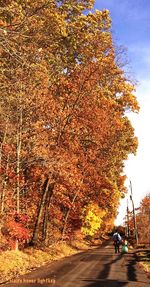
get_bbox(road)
[3,241,150,287]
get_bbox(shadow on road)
[126,253,137,282]
[82,252,141,287]
[82,254,129,287]
[82,278,127,287]
[99,253,123,279]
[3,246,150,287]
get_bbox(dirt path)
[3,242,150,287]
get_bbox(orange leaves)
[4,212,30,241]
[139,195,150,213]
[5,220,30,241]
[129,194,150,244]
[0,0,140,244]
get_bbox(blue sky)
[95,0,150,80]
[94,0,150,224]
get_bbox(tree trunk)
[16,120,22,214]
[15,239,19,251]
[0,118,8,169]
[23,167,28,212]
[61,191,79,241]
[0,154,9,214]
[42,207,48,241]
[0,118,9,207]
[31,178,55,245]
[42,182,53,242]
[14,91,23,251]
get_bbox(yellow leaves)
[60,25,68,38]
[101,9,110,19]
[81,203,106,236]
[0,0,140,242]
[2,29,7,35]
[122,93,140,113]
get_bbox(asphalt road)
[3,242,150,287]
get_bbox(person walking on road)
[112,230,122,253]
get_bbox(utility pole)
[129,180,138,245]
[126,199,130,238]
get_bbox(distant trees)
[0,0,139,248]
[136,194,150,245]
[127,194,150,246]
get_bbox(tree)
[0,0,139,247]
[136,194,150,245]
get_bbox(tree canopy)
[0,0,139,247]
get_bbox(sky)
[94,0,150,225]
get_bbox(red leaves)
[4,213,30,242]
[5,220,30,241]
[0,0,139,245]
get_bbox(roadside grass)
[0,240,90,284]
[136,250,150,273]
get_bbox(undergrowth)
[0,240,90,283]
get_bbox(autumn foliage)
[128,194,150,245]
[0,0,139,248]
